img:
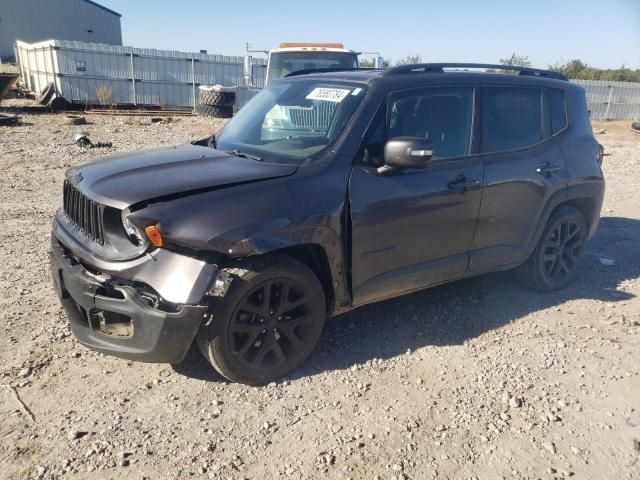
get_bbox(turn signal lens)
[145,225,163,247]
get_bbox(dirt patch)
[1,100,639,479]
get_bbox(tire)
[51,96,73,112]
[196,103,233,118]
[38,83,55,105]
[199,91,235,107]
[63,114,86,125]
[516,206,587,291]
[0,113,19,126]
[197,255,326,385]
[632,121,640,131]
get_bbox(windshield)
[216,80,367,163]
[267,51,358,84]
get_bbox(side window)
[481,87,542,152]
[388,87,474,160]
[547,88,567,135]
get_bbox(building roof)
[80,0,121,18]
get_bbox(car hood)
[67,144,298,209]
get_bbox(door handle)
[536,161,562,178]
[447,174,480,193]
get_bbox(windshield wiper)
[225,149,263,162]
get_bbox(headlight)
[121,208,148,247]
[263,118,284,128]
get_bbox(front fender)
[128,160,353,310]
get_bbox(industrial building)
[0,0,122,62]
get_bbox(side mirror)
[382,137,433,172]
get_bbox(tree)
[549,59,640,82]
[396,54,423,66]
[493,54,532,74]
[499,54,532,67]
[359,57,391,68]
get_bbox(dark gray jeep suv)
[50,63,604,384]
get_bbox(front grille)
[285,102,337,129]
[63,180,105,245]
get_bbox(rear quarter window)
[480,87,542,153]
[546,88,567,135]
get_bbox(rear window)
[547,88,567,135]
[480,87,542,153]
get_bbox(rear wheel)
[516,206,587,291]
[198,255,326,384]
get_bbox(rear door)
[349,86,484,306]
[468,86,569,273]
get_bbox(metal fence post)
[130,52,137,106]
[191,54,196,111]
[605,85,614,120]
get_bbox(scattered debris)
[594,128,607,134]
[1,384,36,422]
[74,133,112,149]
[37,83,55,105]
[67,430,88,441]
[626,439,640,467]
[63,114,86,126]
[0,113,19,126]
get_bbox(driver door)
[349,86,483,307]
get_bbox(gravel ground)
[1,101,639,480]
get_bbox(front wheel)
[197,255,326,384]
[516,206,587,291]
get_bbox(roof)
[271,47,355,54]
[80,0,121,17]
[283,69,383,83]
[283,65,574,89]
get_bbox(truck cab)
[265,43,359,86]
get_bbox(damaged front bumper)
[50,218,218,364]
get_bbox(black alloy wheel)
[230,278,314,370]
[542,219,583,282]
[516,206,587,291]
[197,255,325,384]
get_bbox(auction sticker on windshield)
[306,88,351,102]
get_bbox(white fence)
[15,39,266,108]
[572,79,640,120]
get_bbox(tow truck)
[243,42,384,87]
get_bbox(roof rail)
[285,67,379,78]
[383,63,567,81]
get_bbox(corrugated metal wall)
[571,79,640,120]
[0,0,122,60]
[16,40,267,108]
